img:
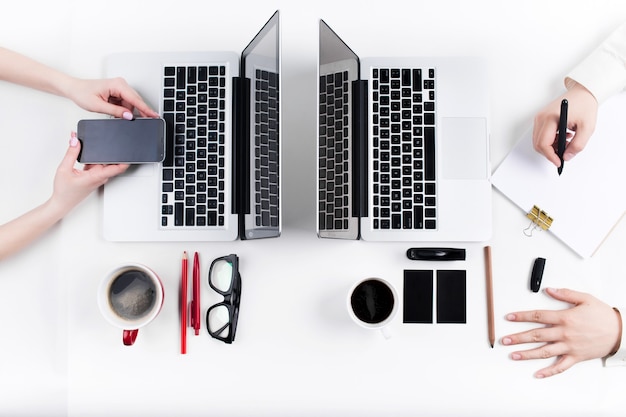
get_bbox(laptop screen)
[317,20,363,239]
[240,11,281,239]
[319,20,359,71]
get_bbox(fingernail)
[511,353,522,360]
[122,111,133,120]
[535,373,545,379]
[70,131,78,147]
[506,314,516,321]
[502,337,512,345]
[563,151,575,161]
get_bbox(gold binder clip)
[524,205,553,237]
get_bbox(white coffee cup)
[97,263,164,346]
[347,277,398,339]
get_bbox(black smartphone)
[76,118,166,164]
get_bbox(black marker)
[530,257,546,293]
[406,248,466,261]
[557,99,568,176]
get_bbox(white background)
[1,0,626,416]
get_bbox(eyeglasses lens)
[207,304,231,339]
[210,259,233,292]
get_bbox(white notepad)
[492,92,626,258]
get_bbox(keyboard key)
[187,67,196,84]
[424,127,436,181]
[163,113,175,167]
[403,211,412,229]
[176,67,186,89]
[185,208,195,226]
[414,206,424,229]
[412,69,422,91]
[402,69,411,86]
[175,203,184,226]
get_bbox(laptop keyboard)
[160,65,227,228]
[318,71,351,231]
[253,69,280,228]
[372,67,437,230]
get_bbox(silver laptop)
[317,20,491,242]
[102,11,281,241]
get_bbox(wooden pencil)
[484,246,495,348]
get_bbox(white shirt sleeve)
[564,24,626,368]
[604,307,626,367]
[566,23,626,103]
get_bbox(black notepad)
[436,270,466,323]
[403,270,433,323]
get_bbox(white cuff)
[603,307,626,367]
[566,23,626,103]
[567,50,626,104]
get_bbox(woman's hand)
[532,82,598,167]
[64,77,159,120]
[502,288,622,378]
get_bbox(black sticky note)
[403,270,434,323]
[436,270,466,323]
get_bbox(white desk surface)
[2,1,626,416]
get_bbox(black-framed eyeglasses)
[206,254,241,344]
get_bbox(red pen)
[181,251,188,354]
[191,252,201,335]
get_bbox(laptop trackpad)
[441,117,488,180]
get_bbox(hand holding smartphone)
[77,118,165,164]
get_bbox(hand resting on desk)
[502,287,622,378]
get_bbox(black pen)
[557,99,568,175]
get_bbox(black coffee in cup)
[109,269,157,321]
[350,279,395,324]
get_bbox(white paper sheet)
[492,92,626,258]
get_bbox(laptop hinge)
[352,79,368,218]
[232,76,251,219]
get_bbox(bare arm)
[0,134,128,260]
[0,196,69,260]
[0,47,74,95]
[0,47,158,119]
